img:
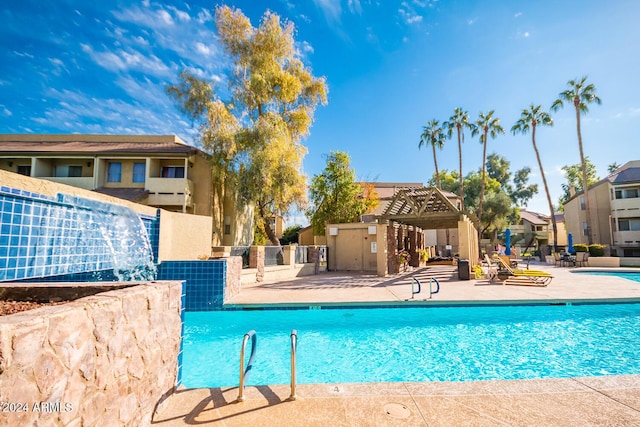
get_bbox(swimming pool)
[180,304,640,388]
[573,270,640,282]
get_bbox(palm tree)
[471,110,505,252]
[511,104,558,252]
[551,76,601,245]
[418,119,446,189]
[443,108,472,210]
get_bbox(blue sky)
[2,0,639,226]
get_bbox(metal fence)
[264,246,285,266]
[230,246,250,269]
[295,246,309,264]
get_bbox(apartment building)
[0,134,253,246]
[564,160,640,257]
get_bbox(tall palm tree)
[443,108,471,210]
[471,110,505,252]
[551,76,601,245]
[418,119,446,189]
[511,104,558,252]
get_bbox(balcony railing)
[44,177,94,190]
[145,177,193,207]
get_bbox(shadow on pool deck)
[153,262,640,426]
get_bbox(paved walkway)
[153,262,640,426]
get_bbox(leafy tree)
[166,6,328,245]
[486,152,511,184]
[510,166,538,207]
[428,170,460,194]
[480,191,514,242]
[443,108,472,210]
[511,104,558,251]
[418,119,446,189]
[471,110,505,253]
[279,225,302,245]
[307,151,378,235]
[608,162,621,174]
[558,157,599,206]
[551,76,601,244]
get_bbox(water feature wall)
[0,185,159,283]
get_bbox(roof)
[519,210,549,225]
[364,182,460,216]
[565,160,640,203]
[379,186,468,230]
[94,187,149,203]
[0,134,200,156]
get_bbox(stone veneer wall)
[0,281,182,426]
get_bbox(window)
[161,166,185,178]
[54,165,82,177]
[582,222,588,236]
[17,165,31,176]
[579,196,586,210]
[132,162,146,183]
[615,188,640,199]
[107,162,122,183]
[619,218,640,232]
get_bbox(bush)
[588,244,605,257]
[573,244,588,253]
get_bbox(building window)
[224,216,231,235]
[17,165,31,176]
[615,188,640,199]
[582,222,588,236]
[619,218,640,232]
[161,166,185,178]
[107,162,122,183]
[132,162,146,183]
[54,165,82,177]
[579,196,586,210]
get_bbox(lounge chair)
[483,255,499,281]
[491,255,553,286]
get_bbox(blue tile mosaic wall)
[0,185,159,282]
[158,260,227,311]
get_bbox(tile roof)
[0,134,199,155]
[611,167,640,184]
[519,209,549,225]
[94,187,150,203]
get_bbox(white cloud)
[1,106,12,116]
[523,31,530,37]
[298,41,315,54]
[514,12,523,18]
[168,6,191,23]
[81,44,170,77]
[399,2,423,25]
[629,107,640,116]
[195,42,212,56]
[313,0,342,24]
[14,51,34,59]
[467,18,477,25]
[197,8,213,24]
[348,0,363,15]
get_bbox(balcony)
[146,177,193,207]
[613,230,640,246]
[44,177,94,190]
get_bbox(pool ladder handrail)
[411,277,440,299]
[289,329,298,401]
[237,329,257,402]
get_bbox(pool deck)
[153,262,640,426]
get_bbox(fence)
[295,246,309,264]
[264,246,285,266]
[230,246,250,268]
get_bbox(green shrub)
[588,244,605,257]
[573,244,589,253]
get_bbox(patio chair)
[575,252,589,267]
[492,255,553,287]
[553,252,562,267]
[483,255,500,281]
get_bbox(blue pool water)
[181,304,640,388]
[573,271,640,282]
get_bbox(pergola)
[377,186,479,265]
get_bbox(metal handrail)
[237,330,257,402]
[289,329,298,401]
[411,277,422,299]
[429,277,440,298]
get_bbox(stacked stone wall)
[0,281,182,426]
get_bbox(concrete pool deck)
[152,262,640,426]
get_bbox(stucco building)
[0,134,253,246]
[564,160,640,257]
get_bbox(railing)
[289,329,298,401]
[231,246,250,269]
[236,330,257,402]
[264,246,284,266]
[295,246,309,264]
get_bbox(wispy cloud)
[313,0,343,24]
[467,17,477,25]
[514,12,523,18]
[81,44,171,77]
[399,2,423,25]
[348,0,363,15]
[1,106,12,117]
